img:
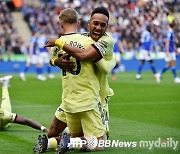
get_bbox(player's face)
[88,14,108,41]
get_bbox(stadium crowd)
[0,0,180,60]
[0,2,25,61]
[22,0,180,55]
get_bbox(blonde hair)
[59,8,78,24]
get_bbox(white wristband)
[41,126,46,132]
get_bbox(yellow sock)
[48,138,57,149]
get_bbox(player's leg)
[148,60,157,75]
[34,55,46,81]
[148,58,159,83]
[36,65,46,81]
[34,107,67,153]
[43,52,54,79]
[168,53,180,83]
[0,75,15,129]
[47,63,55,79]
[157,62,170,82]
[74,104,106,151]
[136,59,145,79]
[14,115,48,132]
[0,109,16,129]
[136,49,146,79]
[33,117,65,153]
[160,53,172,77]
[170,60,180,83]
[57,104,106,153]
[0,75,13,112]
[48,117,67,138]
[56,112,83,153]
[65,112,83,137]
[19,58,31,81]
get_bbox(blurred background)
[0,0,180,74]
[1,1,180,153]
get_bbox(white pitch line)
[109,101,180,106]
[13,105,53,108]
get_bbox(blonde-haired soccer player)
[0,75,48,132]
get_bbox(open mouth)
[92,32,101,38]
[93,32,101,36]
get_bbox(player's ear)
[88,20,90,27]
[77,19,80,28]
[60,22,63,29]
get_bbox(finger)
[61,62,75,67]
[44,42,50,47]
[61,63,75,69]
[62,67,74,72]
[61,54,69,59]
[65,66,75,70]
[61,54,67,59]
[61,63,74,67]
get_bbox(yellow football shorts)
[65,103,106,138]
[0,109,16,129]
[55,106,67,123]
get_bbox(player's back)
[56,33,101,113]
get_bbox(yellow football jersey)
[53,33,100,113]
[51,33,115,113]
[95,59,115,107]
[84,32,116,106]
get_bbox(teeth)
[94,32,100,35]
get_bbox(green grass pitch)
[0,72,180,154]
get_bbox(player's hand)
[45,38,56,47]
[54,54,75,71]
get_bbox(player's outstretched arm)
[95,54,116,74]
[14,115,48,133]
[46,35,115,73]
[45,38,102,61]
